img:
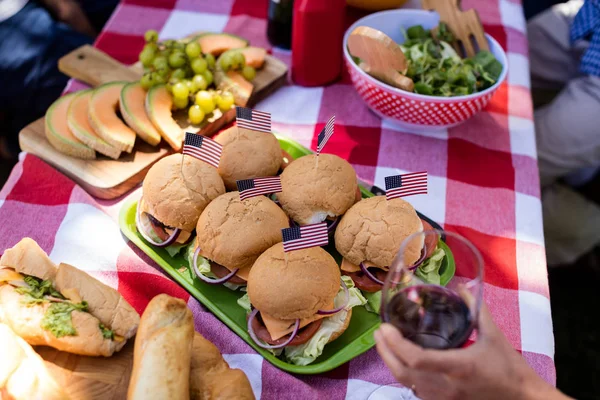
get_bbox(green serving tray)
[118,135,455,374]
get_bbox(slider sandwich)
[137,154,226,256]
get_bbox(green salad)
[354,22,503,97]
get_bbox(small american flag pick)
[236,106,271,133]
[384,171,428,200]
[182,132,223,168]
[281,223,328,252]
[316,115,335,155]
[236,176,282,201]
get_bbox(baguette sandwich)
[0,323,69,400]
[0,238,140,357]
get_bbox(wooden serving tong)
[422,0,488,57]
[347,26,414,92]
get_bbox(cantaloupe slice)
[67,89,121,160]
[215,69,254,107]
[120,82,162,146]
[88,81,136,153]
[239,47,267,69]
[45,93,96,160]
[145,85,184,151]
[195,33,248,56]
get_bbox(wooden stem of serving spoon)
[422,0,488,58]
[348,26,414,92]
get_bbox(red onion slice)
[326,217,340,234]
[136,199,181,247]
[408,247,427,271]
[45,295,70,303]
[247,309,300,349]
[359,262,385,285]
[317,278,349,315]
[7,280,30,288]
[191,246,240,285]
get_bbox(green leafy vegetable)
[436,22,455,43]
[99,323,115,340]
[364,291,382,314]
[415,246,446,286]
[16,276,65,304]
[41,301,89,338]
[185,244,243,291]
[406,25,429,40]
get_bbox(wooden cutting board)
[19,43,288,200]
[38,343,134,400]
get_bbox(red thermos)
[291,0,346,86]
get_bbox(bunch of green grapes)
[218,50,256,81]
[138,29,234,124]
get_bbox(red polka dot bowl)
[343,9,508,132]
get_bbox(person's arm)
[374,291,572,400]
[39,0,96,37]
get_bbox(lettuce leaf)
[364,291,382,315]
[284,276,366,365]
[165,243,187,258]
[237,293,251,312]
[415,247,446,286]
[185,244,243,291]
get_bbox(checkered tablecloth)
[0,0,554,398]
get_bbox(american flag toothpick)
[281,223,328,252]
[316,115,335,155]
[182,132,223,168]
[384,172,428,200]
[236,176,282,201]
[236,106,271,133]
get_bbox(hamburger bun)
[141,154,225,232]
[215,126,282,190]
[328,308,352,343]
[195,192,289,272]
[278,154,358,225]
[247,242,341,320]
[335,196,424,268]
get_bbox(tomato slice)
[343,268,387,293]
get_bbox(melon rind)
[67,89,121,160]
[214,69,253,107]
[45,93,96,160]
[120,82,162,146]
[145,85,184,151]
[88,81,136,153]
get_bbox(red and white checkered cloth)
[1,0,554,398]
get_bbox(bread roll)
[189,333,255,400]
[127,294,194,400]
[0,323,70,400]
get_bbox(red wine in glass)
[384,285,473,349]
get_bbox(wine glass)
[369,229,484,398]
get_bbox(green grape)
[166,82,174,93]
[231,52,246,70]
[143,43,158,53]
[163,39,175,49]
[152,56,168,71]
[171,68,187,80]
[139,48,156,68]
[185,42,202,59]
[168,51,186,68]
[184,79,198,93]
[188,105,205,124]
[158,49,171,59]
[172,82,190,100]
[205,53,216,70]
[202,69,214,86]
[192,74,208,91]
[215,91,235,112]
[156,67,171,79]
[173,96,189,109]
[219,53,233,71]
[195,91,215,114]
[140,74,153,90]
[241,65,256,81]
[153,72,167,85]
[191,57,208,75]
[144,30,159,43]
[173,41,185,51]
